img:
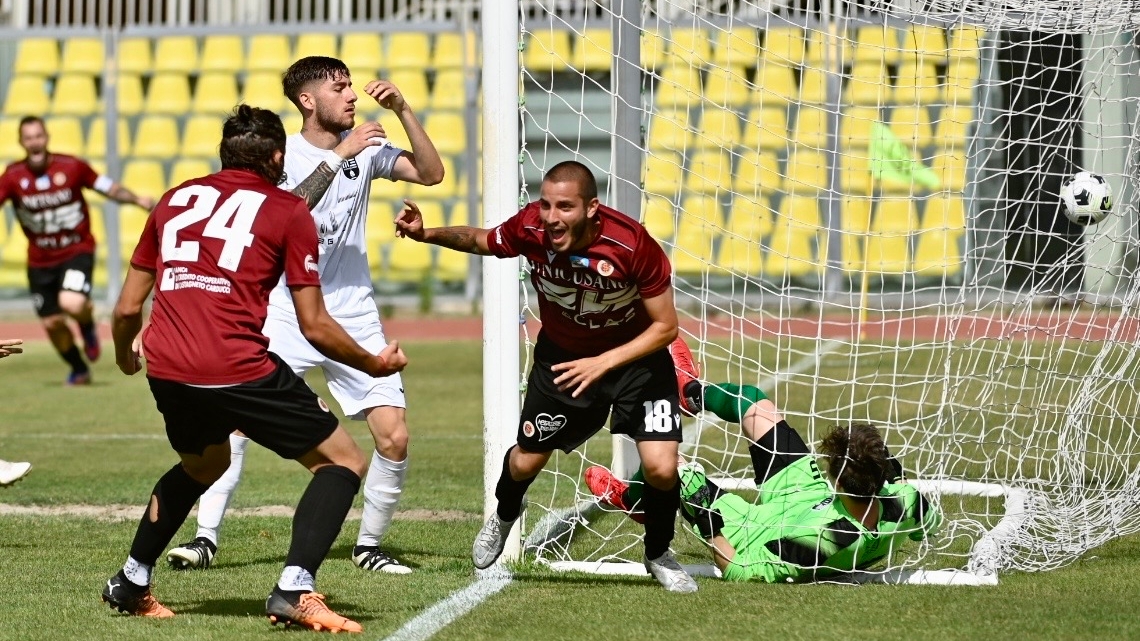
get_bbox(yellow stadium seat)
[714,29,760,67]
[646,110,690,153]
[838,196,873,271]
[732,151,781,201]
[43,116,83,156]
[644,152,683,199]
[337,33,382,74]
[777,193,821,229]
[641,29,669,71]
[144,73,192,115]
[4,75,51,117]
[741,107,789,152]
[248,34,292,72]
[85,117,131,158]
[839,152,872,196]
[193,72,240,115]
[761,27,804,67]
[14,38,60,76]
[720,197,772,277]
[673,196,723,274]
[0,118,23,159]
[864,198,918,274]
[642,195,676,241]
[766,195,820,277]
[60,37,105,75]
[684,150,733,196]
[889,106,934,150]
[524,30,572,73]
[752,62,797,107]
[121,160,167,206]
[653,64,701,112]
[931,152,968,193]
[364,199,395,277]
[839,106,880,149]
[903,25,947,64]
[180,114,224,158]
[384,33,431,71]
[791,105,829,149]
[669,28,712,66]
[386,201,442,282]
[432,33,466,70]
[169,158,213,186]
[573,28,613,72]
[933,106,973,152]
[853,26,900,65]
[948,26,984,60]
[692,107,742,151]
[371,174,407,201]
[785,148,829,194]
[49,74,99,116]
[242,71,290,113]
[895,62,942,106]
[115,73,145,116]
[421,110,466,156]
[87,202,106,249]
[844,62,892,106]
[682,194,722,224]
[133,116,180,159]
[429,69,468,112]
[294,33,338,61]
[153,36,200,73]
[200,35,244,72]
[946,59,979,104]
[116,37,153,75]
[797,68,828,105]
[805,27,854,67]
[386,70,429,112]
[408,156,456,200]
[281,113,304,135]
[703,66,751,108]
[726,196,773,241]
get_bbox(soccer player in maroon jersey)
[395,160,698,593]
[0,116,155,385]
[101,105,407,633]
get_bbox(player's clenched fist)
[394,199,425,241]
[363,80,406,111]
[372,339,408,377]
[334,122,388,161]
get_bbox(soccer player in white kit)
[167,56,444,574]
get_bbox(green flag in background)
[869,121,940,190]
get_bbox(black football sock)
[641,478,681,560]
[129,464,210,566]
[494,447,537,522]
[59,345,88,372]
[77,319,95,336]
[284,465,361,576]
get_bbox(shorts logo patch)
[31,293,44,311]
[317,397,330,412]
[522,421,536,438]
[596,260,614,277]
[534,413,567,441]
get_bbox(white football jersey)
[267,132,404,322]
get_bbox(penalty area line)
[381,566,512,641]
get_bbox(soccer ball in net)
[1060,171,1113,225]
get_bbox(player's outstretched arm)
[290,284,407,377]
[106,182,156,210]
[0,338,23,358]
[112,265,156,375]
[395,199,491,255]
[364,79,445,187]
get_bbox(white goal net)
[495,0,1140,583]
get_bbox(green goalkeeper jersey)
[710,457,941,583]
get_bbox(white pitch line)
[381,566,512,641]
[761,339,845,390]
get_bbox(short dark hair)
[282,56,351,109]
[219,104,286,184]
[543,160,598,202]
[18,115,44,133]
[818,423,892,499]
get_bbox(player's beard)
[26,151,48,174]
[314,101,354,135]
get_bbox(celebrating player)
[0,338,32,487]
[395,160,697,592]
[588,339,942,582]
[0,116,155,385]
[167,56,443,575]
[101,105,407,633]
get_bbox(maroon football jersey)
[0,154,102,267]
[488,202,673,357]
[131,169,321,385]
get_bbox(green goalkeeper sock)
[703,383,768,424]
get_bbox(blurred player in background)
[101,105,407,632]
[589,339,942,582]
[0,338,32,486]
[0,116,155,385]
[396,160,698,593]
[168,55,443,576]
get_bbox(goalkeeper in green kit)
[585,338,942,582]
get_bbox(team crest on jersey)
[596,260,614,277]
[53,172,66,186]
[304,254,318,273]
[570,255,590,269]
[341,158,360,180]
[19,178,28,189]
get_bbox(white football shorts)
[263,314,405,420]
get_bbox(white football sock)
[195,433,249,545]
[356,451,407,548]
[122,556,152,587]
[277,565,315,592]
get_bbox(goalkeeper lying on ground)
[586,339,942,582]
